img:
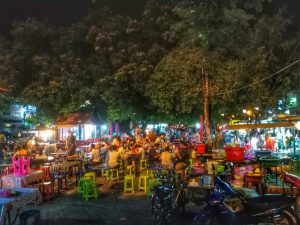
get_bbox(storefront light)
[295,122,300,130]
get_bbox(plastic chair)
[78,177,91,193]
[41,166,51,181]
[124,175,135,193]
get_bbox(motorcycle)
[192,174,299,225]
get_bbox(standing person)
[65,131,76,156]
[147,143,158,167]
[175,141,189,174]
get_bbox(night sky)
[0,0,299,35]
[0,0,147,35]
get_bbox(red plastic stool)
[41,166,51,181]
[4,166,13,176]
[42,181,54,201]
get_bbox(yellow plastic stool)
[109,168,119,181]
[82,180,98,201]
[126,165,135,176]
[101,169,109,178]
[138,175,149,193]
[139,159,147,171]
[124,175,135,193]
[84,172,96,181]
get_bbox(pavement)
[24,179,194,225]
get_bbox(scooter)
[192,173,299,225]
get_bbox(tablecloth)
[0,188,40,224]
[1,171,44,189]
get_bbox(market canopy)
[55,110,101,128]
[273,114,300,121]
[227,121,295,130]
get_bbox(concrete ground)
[24,179,194,225]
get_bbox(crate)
[197,144,206,154]
[225,146,245,162]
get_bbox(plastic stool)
[124,175,135,193]
[78,177,91,193]
[147,178,160,196]
[20,210,41,225]
[42,166,51,181]
[82,180,98,201]
[101,169,109,178]
[139,159,147,171]
[109,168,119,181]
[84,172,96,181]
[42,181,54,201]
[138,175,149,193]
[126,165,135,176]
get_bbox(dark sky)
[0,0,147,35]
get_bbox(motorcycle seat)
[245,194,294,213]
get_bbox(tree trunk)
[203,71,212,150]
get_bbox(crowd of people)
[75,133,200,175]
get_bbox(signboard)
[287,96,297,108]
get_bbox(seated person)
[160,146,173,169]
[106,145,120,168]
[90,143,100,164]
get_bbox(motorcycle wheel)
[259,209,299,225]
[151,196,164,225]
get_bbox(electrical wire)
[215,59,300,96]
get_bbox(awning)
[227,121,295,130]
[274,114,300,121]
[55,110,101,128]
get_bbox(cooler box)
[197,144,206,154]
[225,146,245,162]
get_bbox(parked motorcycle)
[192,174,299,225]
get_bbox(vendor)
[65,131,76,156]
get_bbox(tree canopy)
[0,0,298,129]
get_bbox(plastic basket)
[197,144,206,154]
[225,146,245,162]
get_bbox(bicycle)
[150,167,186,225]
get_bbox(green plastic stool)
[84,172,96,181]
[139,159,148,171]
[147,178,160,197]
[109,168,119,181]
[124,175,135,193]
[82,180,98,201]
[78,177,91,193]
[138,175,149,193]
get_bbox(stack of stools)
[78,172,98,201]
[41,165,54,201]
[124,165,135,193]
